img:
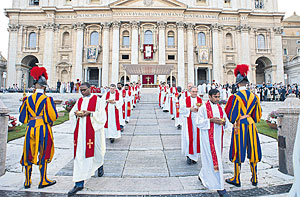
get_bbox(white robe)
[179,96,200,162]
[170,87,177,118]
[101,92,123,139]
[196,101,230,190]
[174,93,182,127]
[123,90,132,122]
[289,114,300,197]
[70,95,107,182]
[163,89,170,111]
[202,83,207,94]
[118,93,125,126]
[160,88,166,108]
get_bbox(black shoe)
[163,110,169,112]
[177,125,182,130]
[225,178,241,187]
[125,121,129,124]
[186,157,192,165]
[171,117,175,120]
[110,138,115,143]
[217,189,229,197]
[121,128,124,132]
[133,106,136,108]
[24,185,31,189]
[192,160,197,164]
[98,166,104,177]
[252,181,258,186]
[38,180,56,189]
[68,186,83,196]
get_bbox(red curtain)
[142,75,154,84]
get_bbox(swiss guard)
[224,64,262,187]
[19,66,58,189]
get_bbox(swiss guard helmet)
[30,66,48,87]
[234,64,249,84]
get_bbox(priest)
[197,89,230,197]
[101,84,123,143]
[163,84,170,112]
[180,86,203,164]
[174,86,182,130]
[122,84,132,124]
[169,83,178,120]
[68,82,106,196]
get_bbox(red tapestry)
[142,75,154,84]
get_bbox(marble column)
[102,22,110,87]
[177,22,185,88]
[84,67,88,82]
[131,21,139,82]
[158,21,166,82]
[194,68,198,86]
[111,21,120,84]
[43,23,57,87]
[187,23,194,84]
[240,25,252,82]
[98,67,102,87]
[274,27,285,84]
[212,24,221,83]
[74,23,85,82]
[7,24,19,88]
[207,68,212,84]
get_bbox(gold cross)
[74,140,76,146]
[146,76,151,84]
[87,139,93,149]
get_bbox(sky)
[0,0,299,59]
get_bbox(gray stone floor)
[0,89,295,196]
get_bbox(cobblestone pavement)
[0,89,294,196]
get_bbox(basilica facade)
[5,0,284,88]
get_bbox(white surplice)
[118,91,125,126]
[179,96,200,162]
[196,101,230,190]
[69,95,107,182]
[163,88,170,111]
[124,90,132,122]
[174,93,182,127]
[160,88,166,108]
[101,92,123,139]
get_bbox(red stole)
[186,96,202,154]
[175,92,180,118]
[74,95,97,159]
[122,89,131,119]
[206,101,224,172]
[104,91,121,131]
[159,85,162,107]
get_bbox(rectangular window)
[283,48,288,55]
[29,0,39,5]
[122,54,129,60]
[167,36,175,47]
[122,36,130,48]
[168,55,175,60]
[298,49,300,55]
[255,0,264,9]
[224,0,231,7]
[296,32,300,36]
[297,40,300,45]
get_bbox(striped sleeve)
[251,95,262,123]
[225,94,240,124]
[19,97,29,124]
[44,97,58,124]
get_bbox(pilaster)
[7,24,20,87]
[102,22,110,86]
[177,22,185,88]
[158,21,166,82]
[111,21,120,84]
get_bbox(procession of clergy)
[19,64,265,197]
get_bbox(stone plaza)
[0,89,295,196]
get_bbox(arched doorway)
[120,76,130,85]
[255,57,272,84]
[61,70,68,83]
[21,55,39,88]
[167,76,176,86]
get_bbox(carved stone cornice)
[176,21,185,30]
[130,21,139,29]
[157,21,166,30]
[43,22,60,31]
[73,22,85,30]
[211,23,222,31]
[273,26,283,35]
[112,21,120,29]
[186,23,194,31]
[8,24,20,32]
[102,22,111,30]
[236,24,251,32]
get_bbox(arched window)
[144,30,153,44]
[90,31,99,46]
[198,32,206,46]
[255,0,264,9]
[257,34,265,49]
[62,32,70,48]
[226,33,233,49]
[28,32,37,48]
[122,30,130,48]
[167,31,175,47]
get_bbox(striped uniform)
[224,88,262,186]
[19,92,58,188]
